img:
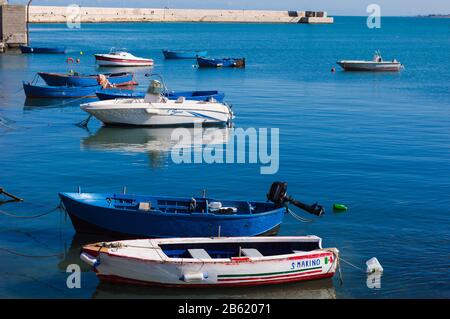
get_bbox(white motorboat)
[95,48,154,67]
[81,236,339,287]
[80,79,233,127]
[337,51,402,72]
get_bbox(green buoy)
[333,203,348,211]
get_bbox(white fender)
[181,272,207,282]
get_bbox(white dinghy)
[81,236,339,287]
[337,51,403,72]
[80,78,233,127]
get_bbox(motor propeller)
[267,182,324,216]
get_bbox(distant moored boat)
[95,48,154,67]
[162,49,207,59]
[197,57,246,68]
[23,82,100,98]
[19,45,66,54]
[337,51,402,72]
[38,72,137,87]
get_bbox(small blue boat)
[197,57,246,68]
[162,49,208,59]
[38,72,137,87]
[23,82,100,98]
[20,45,66,54]
[59,192,286,238]
[96,89,225,102]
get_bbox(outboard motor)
[267,181,324,216]
[144,80,163,103]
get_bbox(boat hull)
[59,193,285,238]
[95,55,154,67]
[23,82,100,98]
[96,89,225,102]
[38,72,137,87]
[81,100,232,127]
[20,45,66,54]
[197,57,246,68]
[337,61,402,72]
[163,50,207,59]
[96,263,335,288]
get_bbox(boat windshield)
[109,47,128,54]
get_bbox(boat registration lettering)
[168,109,184,115]
[291,258,321,270]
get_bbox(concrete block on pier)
[299,11,334,24]
[1,4,27,50]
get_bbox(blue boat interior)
[167,90,219,97]
[106,194,278,215]
[159,241,321,259]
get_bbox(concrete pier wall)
[1,4,27,51]
[29,6,333,24]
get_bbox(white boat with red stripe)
[95,48,154,67]
[81,236,339,287]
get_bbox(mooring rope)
[0,202,64,219]
[0,246,63,259]
[28,95,95,109]
[339,256,366,273]
[4,272,70,295]
[76,114,92,127]
[286,207,314,223]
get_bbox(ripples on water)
[0,17,449,298]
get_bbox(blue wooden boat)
[197,57,246,68]
[162,49,207,59]
[23,82,100,98]
[59,192,286,238]
[96,89,225,102]
[38,72,137,87]
[20,45,66,54]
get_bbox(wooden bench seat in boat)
[241,248,264,258]
[188,249,212,259]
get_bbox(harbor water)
[0,17,449,298]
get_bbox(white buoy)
[80,252,100,268]
[366,257,383,273]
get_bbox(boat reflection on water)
[81,126,231,168]
[92,277,336,299]
[58,233,118,273]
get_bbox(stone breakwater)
[28,6,333,24]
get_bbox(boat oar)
[267,181,324,216]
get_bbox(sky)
[9,0,450,16]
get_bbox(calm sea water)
[0,17,449,298]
